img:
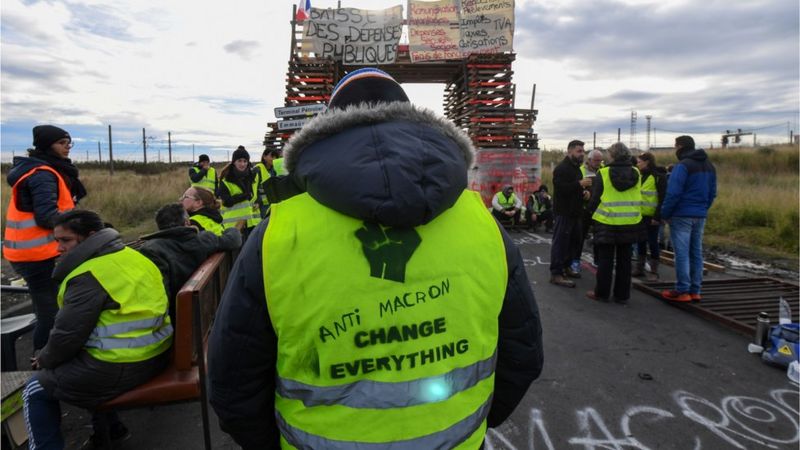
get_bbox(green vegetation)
[537,144,799,265]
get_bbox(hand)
[30,356,40,370]
[582,191,591,200]
[505,210,515,217]
[531,213,538,221]
[579,177,593,188]
[650,219,660,226]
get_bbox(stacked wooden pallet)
[443,54,538,151]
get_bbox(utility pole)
[593,132,596,149]
[227,150,230,161]
[192,144,195,161]
[142,128,147,164]
[168,132,172,163]
[645,115,652,150]
[108,125,115,174]
[617,128,621,142]
[530,83,536,110]
[629,110,637,149]
[97,141,102,162]
[86,148,89,162]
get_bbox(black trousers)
[594,243,633,300]
[550,215,582,276]
[493,208,520,225]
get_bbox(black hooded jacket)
[207,102,544,449]
[587,160,647,244]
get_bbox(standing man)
[576,149,605,273]
[189,154,217,193]
[660,136,716,302]
[550,140,593,287]
[208,68,543,449]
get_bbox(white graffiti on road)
[513,232,552,246]
[485,389,800,450]
[523,257,550,267]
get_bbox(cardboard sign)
[468,150,540,206]
[302,6,403,65]
[408,0,461,62]
[459,0,514,55]
[274,104,327,118]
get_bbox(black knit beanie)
[33,125,71,152]
[198,154,210,163]
[328,68,409,110]
[231,146,250,163]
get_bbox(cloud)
[223,40,260,59]
[63,3,139,41]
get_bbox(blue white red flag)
[296,0,311,21]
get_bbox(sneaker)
[564,267,582,279]
[550,275,576,288]
[661,290,691,303]
[690,293,702,302]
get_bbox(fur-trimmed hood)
[282,102,476,228]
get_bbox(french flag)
[296,0,311,22]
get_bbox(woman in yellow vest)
[3,125,86,351]
[23,210,172,449]
[633,152,667,281]
[217,146,260,236]
[586,142,646,304]
[180,186,224,235]
[208,68,544,449]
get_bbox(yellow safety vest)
[264,190,507,450]
[220,178,260,229]
[190,213,224,236]
[640,173,658,217]
[191,166,216,192]
[254,162,272,211]
[274,158,286,176]
[495,192,517,209]
[592,166,643,225]
[57,247,172,363]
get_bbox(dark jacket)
[188,163,208,182]
[138,226,241,317]
[641,166,668,222]
[7,156,65,229]
[587,160,647,245]
[661,148,717,219]
[35,228,170,408]
[218,168,256,208]
[552,156,584,217]
[207,102,544,449]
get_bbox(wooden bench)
[96,248,236,449]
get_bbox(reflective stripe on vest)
[57,247,172,363]
[495,192,516,209]
[191,166,216,191]
[592,167,643,225]
[220,179,260,228]
[3,165,75,262]
[640,174,658,216]
[190,213,224,236]
[264,190,507,449]
[277,397,491,450]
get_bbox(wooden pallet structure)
[265,6,539,165]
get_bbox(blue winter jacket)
[661,148,717,219]
[7,156,63,229]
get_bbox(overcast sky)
[1,0,798,163]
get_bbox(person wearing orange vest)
[4,125,86,351]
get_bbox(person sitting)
[23,210,173,449]
[525,185,554,232]
[492,185,522,227]
[180,186,224,235]
[139,203,242,322]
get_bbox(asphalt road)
[4,230,799,449]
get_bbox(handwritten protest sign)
[302,6,403,65]
[407,0,514,61]
[408,0,461,62]
[459,0,514,55]
[469,150,540,206]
